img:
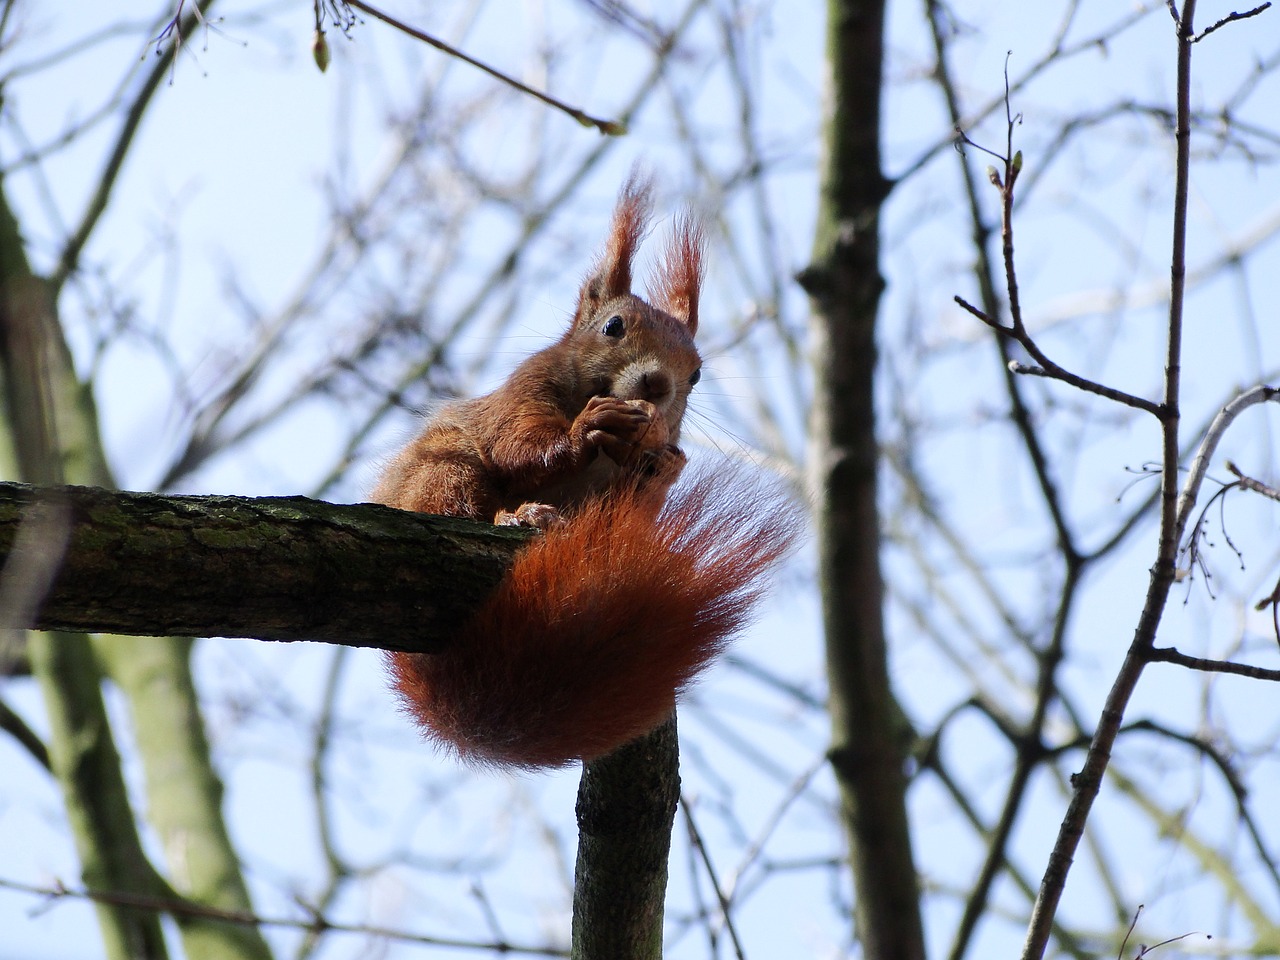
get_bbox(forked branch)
[953,64,1163,417]
[1019,2,1280,956]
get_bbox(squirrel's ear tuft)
[650,211,705,335]
[574,171,654,325]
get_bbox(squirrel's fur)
[373,174,798,768]
[388,470,796,768]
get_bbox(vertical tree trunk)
[571,715,680,959]
[0,169,271,960]
[96,634,277,960]
[26,630,171,959]
[0,178,169,960]
[799,3,926,958]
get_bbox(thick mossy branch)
[0,482,529,652]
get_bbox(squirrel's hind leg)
[373,445,499,520]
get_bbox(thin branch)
[1146,646,1280,681]
[1225,459,1280,502]
[1174,385,1280,532]
[957,273,1167,417]
[918,754,1092,960]
[893,3,1162,188]
[342,0,625,136]
[1086,382,1280,564]
[923,20,1107,957]
[1192,3,1271,42]
[0,698,51,770]
[955,295,1162,415]
[946,561,1083,960]
[1117,904,1145,960]
[1180,476,1243,598]
[0,875,568,956]
[949,57,1171,423]
[294,645,353,960]
[51,0,218,293]
[1118,718,1280,894]
[680,801,747,960]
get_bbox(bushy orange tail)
[387,466,801,769]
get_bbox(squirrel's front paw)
[578,396,652,461]
[496,502,566,531]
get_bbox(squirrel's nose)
[641,370,673,403]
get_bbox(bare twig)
[0,875,568,956]
[924,5,1083,561]
[1225,459,1280,502]
[1192,3,1271,42]
[294,645,353,960]
[681,802,747,960]
[52,0,219,293]
[342,0,625,136]
[1180,477,1243,598]
[949,113,1164,419]
[951,60,1165,419]
[1117,904,1145,960]
[0,698,50,770]
[955,295,1162,415]
[894,4,1162,188]
[1146,646,1280,681]
[924,13,1097,958]
[1174,386,1280,530]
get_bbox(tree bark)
[571,715,680,960]
[799,2,926,958]
[26,630,171,959]
[0,481,526,649]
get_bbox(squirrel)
[372,174,798,769]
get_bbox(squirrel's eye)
[689,368,702,387]
[602,315,625,338]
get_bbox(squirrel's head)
[567,174,705,439]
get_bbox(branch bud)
[312,29,330,73]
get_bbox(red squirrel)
[372,174,797,768]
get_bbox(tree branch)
[0,874,568,956]
[0,482,527,651]
[1020,4,1201,956]
[1226,458,1280,502]
[52,0,219,293]
[0,696,50,769]
[1146,645,1280,680]
[1174,385,1280,532]
[342,0,625,136]
[572,716,680,959]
